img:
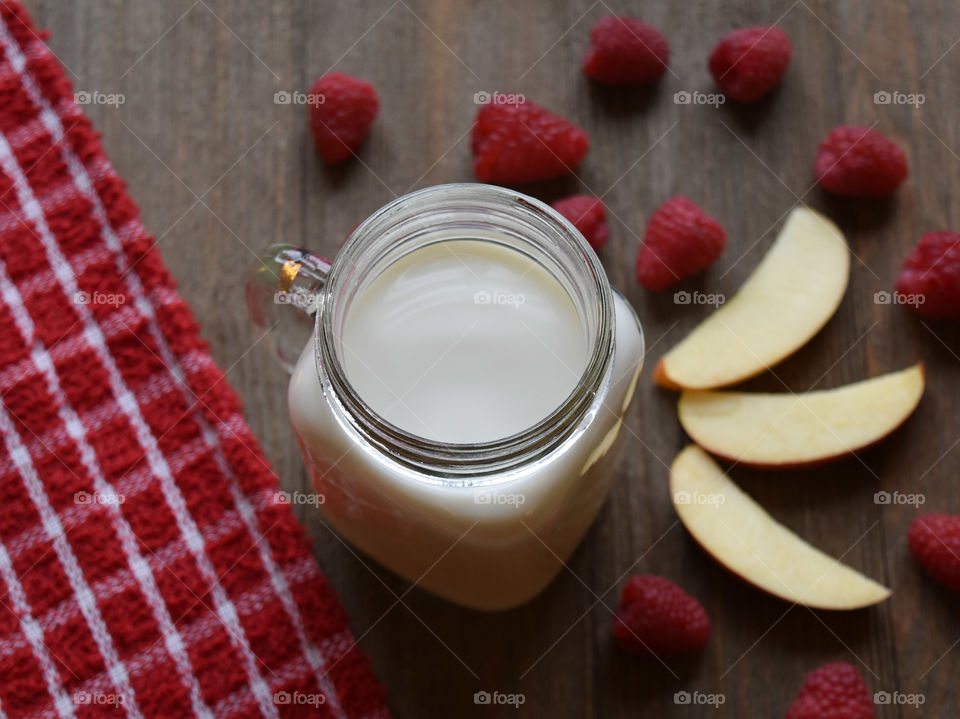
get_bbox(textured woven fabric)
[0,2,389,717]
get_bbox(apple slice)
[670,445,890,609]
[654,207,850,389]
[678,364,924,468]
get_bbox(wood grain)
[28,0,960,716]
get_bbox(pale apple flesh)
[655,207,850,390]
[670,445,891,609]
[678,365,925,468]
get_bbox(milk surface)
[341,239,588,443]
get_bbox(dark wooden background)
[27,0,960,716]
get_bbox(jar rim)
[314,183,615,481]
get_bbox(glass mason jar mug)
[247,184,644,610]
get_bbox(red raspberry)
[308,72,379,163]
[786,662,874,719]
[908,513,960,591]
[551,195,609,250]
[895,231,960,322]
[635,196,726,291]
[708,26,791,102]
[582,16,670,85]
[814,125,908,197]
[611,575,710,657]
[471,99,589,184]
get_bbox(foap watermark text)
[673,491,725,507]
[75,490,125,506]
[674,290,725,307]
[874,490,925,508]
[674,90,725,107]
[874,90,924,107]
[274,691,326,707]
[274,90,325,106]
[74,290,125,308]
[674,690,725,708]
[474,290,525,308]
[874,290,924,308]
[473,91,525,106]
[74,90,125,108]
[274,289,322,312]
[874,690,925,707]
[475,492,525,507]
[273,490,325,508]
[74,691,125,707]
[474,690,525,708]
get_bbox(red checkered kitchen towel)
[0,2,389,717]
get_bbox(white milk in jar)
[254,184,644,610]
[341,239,588,444]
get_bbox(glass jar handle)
[245,244,331,373]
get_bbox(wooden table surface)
[28,0,960,716]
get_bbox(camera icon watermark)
[874,290,924,308]
[873,90,925,107]
[274,90,326,107]
[674,90,725,108]
[473,91,526,106]
[674,290,725,307]
[74,90,125,108]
